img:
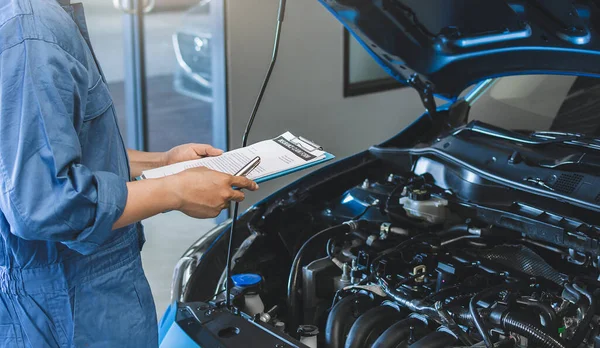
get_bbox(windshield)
[468,75,600,136]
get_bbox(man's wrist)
[161,175,182,211]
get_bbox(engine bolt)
[362,179,370,189]
[408,326,416,344]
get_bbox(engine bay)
[183,121,600,348]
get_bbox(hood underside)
[319,0,600,100]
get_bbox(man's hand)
[164,143,223,166]
[168,167,259,218]
[113,167,259,230]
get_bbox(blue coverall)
[0,0,158,347]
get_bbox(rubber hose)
[408,331,457,348]
[350,230,386,249]
[436,224,469,238]
[568,283,595,348]
[454,308,492,326]
[470,285,504,347]
[516,298,558,335]
[372,318,428,348]
[454,310,565,348]
[502,313,566,348]
[287,223,352,336]
[344,306,404,348]
[325,294,374,348]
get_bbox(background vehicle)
[172,0,214,103]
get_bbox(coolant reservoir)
[298,325,319,348]
[399,187,448,224]
[231,273,265,316]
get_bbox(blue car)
[159,1,600,347]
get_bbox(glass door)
[84,0,228,316]
[110,0,228,156]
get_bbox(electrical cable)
[384,183,405,215]
[287,223,353,336]
[225,0,287,310]
[469,282,524,348]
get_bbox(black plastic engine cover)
[173,302,309,348]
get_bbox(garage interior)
[79,0,597,319]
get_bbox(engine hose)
[516,298,558,335]
[470,284,507,348]
[350,230,386,249]
[408,330,458,348]
[454,310,566,348]
[344,305,405,348]
[469,282,526,348]
[454,308,492,325]
[372,318,428,348]
[567,283,595,348]
[502,313,566,348]
[379,279,439,320]
[287,223,354,336]
[325,294,375,348]
[436,224,469,238]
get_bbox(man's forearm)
[112,178,180,230]
[127,149,166,178]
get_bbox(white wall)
[225,1,578,212]
[226,0,427,210]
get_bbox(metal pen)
[234,156,261,177]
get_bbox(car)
[171,0,214,103]
[158,1,600,347]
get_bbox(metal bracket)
[408,74,437,118]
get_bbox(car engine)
[206,162,600,348]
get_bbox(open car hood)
[319,0,600,103]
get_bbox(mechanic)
[0,0,258,347]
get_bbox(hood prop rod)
[225,0,287,311]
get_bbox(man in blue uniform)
[0,0,259,347]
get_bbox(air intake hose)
[372,318,428,348]
[344,305,404,348]
[325,294,374,348]
[455,309,565,348]
[408,330,457,348]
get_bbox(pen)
[234,156,261,177]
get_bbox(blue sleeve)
[0,39,128,255]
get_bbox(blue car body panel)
[318,0,600,100]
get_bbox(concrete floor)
[140,212,216,318]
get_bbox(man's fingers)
[230,176,259,191]
[191,144,223,157]
[229,190,246,202]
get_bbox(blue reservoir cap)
[231,273,262,288]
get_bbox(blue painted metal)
[159,302,200,347]
[159,302,178,345]
[317,0,600,100]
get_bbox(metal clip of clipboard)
[290,135,324,152]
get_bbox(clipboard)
[136,131,335,184]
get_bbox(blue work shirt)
[0,0,157,347]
